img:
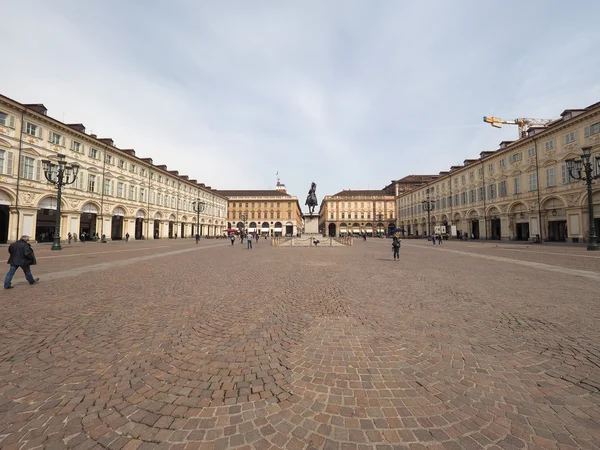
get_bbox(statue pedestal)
[303,213,320,236]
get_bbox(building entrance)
[471,219,480,239]
[0,205,9,243]
[515,222,529,241]
[135,218,143,240]
[548,220,567,242]
[180,222,185,238]
[490,218,501,240]
[168,221,174,238]
[328,223,336,237]
[154,220,160,239]
[285,224,293,236]
[111,216,123,240]
[79,213,97,240]
[36,209,57,242]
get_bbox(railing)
[335,237,353,246]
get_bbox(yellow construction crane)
[483,116,555,138]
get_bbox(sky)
[2,1,600,210]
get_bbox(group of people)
[65,231,99,243]
[229,232,262,249]
[430,234,444,246]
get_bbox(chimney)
[67,123,86,133]
[24,104,48,115]
[98,138,114,146]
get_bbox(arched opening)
[376,222,384,236]
[352,222,360,236]
[79,203,98,241]
[274,221,283,237]
[154,213,162,239]
[261,221,269,236]
[285,221,293,236]
[36,197,61,243]
[236,221,244,231]
[168,214,175,238]
[387,223,395,236]
[249,221,257,233]
[111,207,125,240]
[541,197,567,242]
[180,216,187,238]
[328,223,336,237]
[135,210,145,240]
[0,190,13,244]
[487,207,501,240]
[340,222,348,236]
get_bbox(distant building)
[318,189,396,237]
[217,182,303,236]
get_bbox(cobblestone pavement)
[1,238,599,449]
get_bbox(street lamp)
[240,214,247,234]
[192,200,206,237]
[377,213,384,236]
[421,197,434,236]
[41,154,79,251]
[566,146,600,251]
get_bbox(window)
[546,167,556,187]
[330,213,334,219]
[129,186,135,200]
[25,122,42,138]
[49,131,64,146]
[461,192,467,204]
[478,187,484,202]
[70,140,82,153]
[544,139,555,151]
[461,175,465,184]
[104,179,112,196]
[561,164,577,184]
[499,159,505,168]
[529,173,537,191]
[361,212,364,219]
[141,168,146,177]
[488,163,494,173]
[105,154,113,165]
[342,212,345,219]
[118,159,125,169]
[469,171,474,181]
[499,180,507,197]
[88,147,99,159]
[585,122,600,138]
[487,184,496,199]
[0,150,13,175]
[527,147,536,158]
[564,132,576,145]
[270,211,274,219]
[0,111,15,128]
[88,174,96,192]
[277,202,280,207]
[277,211,280,219]
[454,193,459,205]
[21,156,36,180]
[287,212,291,219]
[130,164,136,173]
[117,182,124,198]
[509,152,523,163]
[514,177,520,194]
[469,190,475,203]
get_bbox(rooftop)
[330,189,390,197]
[216,190,292,198]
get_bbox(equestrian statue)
[305,182,318,214]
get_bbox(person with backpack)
[392,235,401,261]
[230,234,235,246]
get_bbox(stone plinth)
[303,213,320,236]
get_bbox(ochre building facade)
[0,94,227,243]
[318,190,396,237]
[396,102,600,242]
[218,189,303,237]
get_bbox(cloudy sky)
[2,1,600,207]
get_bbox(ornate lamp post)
[566,146,600,251]
[41,154,79,251]
[421,196,434,236]
[192,200,206,237]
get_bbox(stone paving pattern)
[1,238,599,449]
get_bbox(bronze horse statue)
[305,182,318,214]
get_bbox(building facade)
[318,190,396,237]
[0,94,227,243]
[217,189,303,237]
[397,102,600,242]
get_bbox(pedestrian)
[81,231,86,242]
[392,235,401,261]
[255,233,259,243]
[438,234,443,246]
[125,232,130,242]
[247,235,253,250]
[68,232,72,244]
[195,233,200,244]
[431,234,436,246]
[240,234,244,244]
[4,235,39,289]
[230,234,235,246]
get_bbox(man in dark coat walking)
[4,235,39,289]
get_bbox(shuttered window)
[20,156,40,180]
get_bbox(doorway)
[515,222,529,241]
[135,218,143,240]
[79,213,97,240]
[490,218,501,240]
[0,205,9,243]
[168,221,174,238]
[111,216,123,240]
[471,219,479,239]
[154,219,160,239]
[180,222,185,238]
[548,220,567,242]
[36,209,57,242]
[328,223,336,237]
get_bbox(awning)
[274,227,282,231]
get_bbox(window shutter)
[6,152,13,175]
[19,155,25,178]
[35,160,41,181]
[9,115,15,128]
[60,135,65,146]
